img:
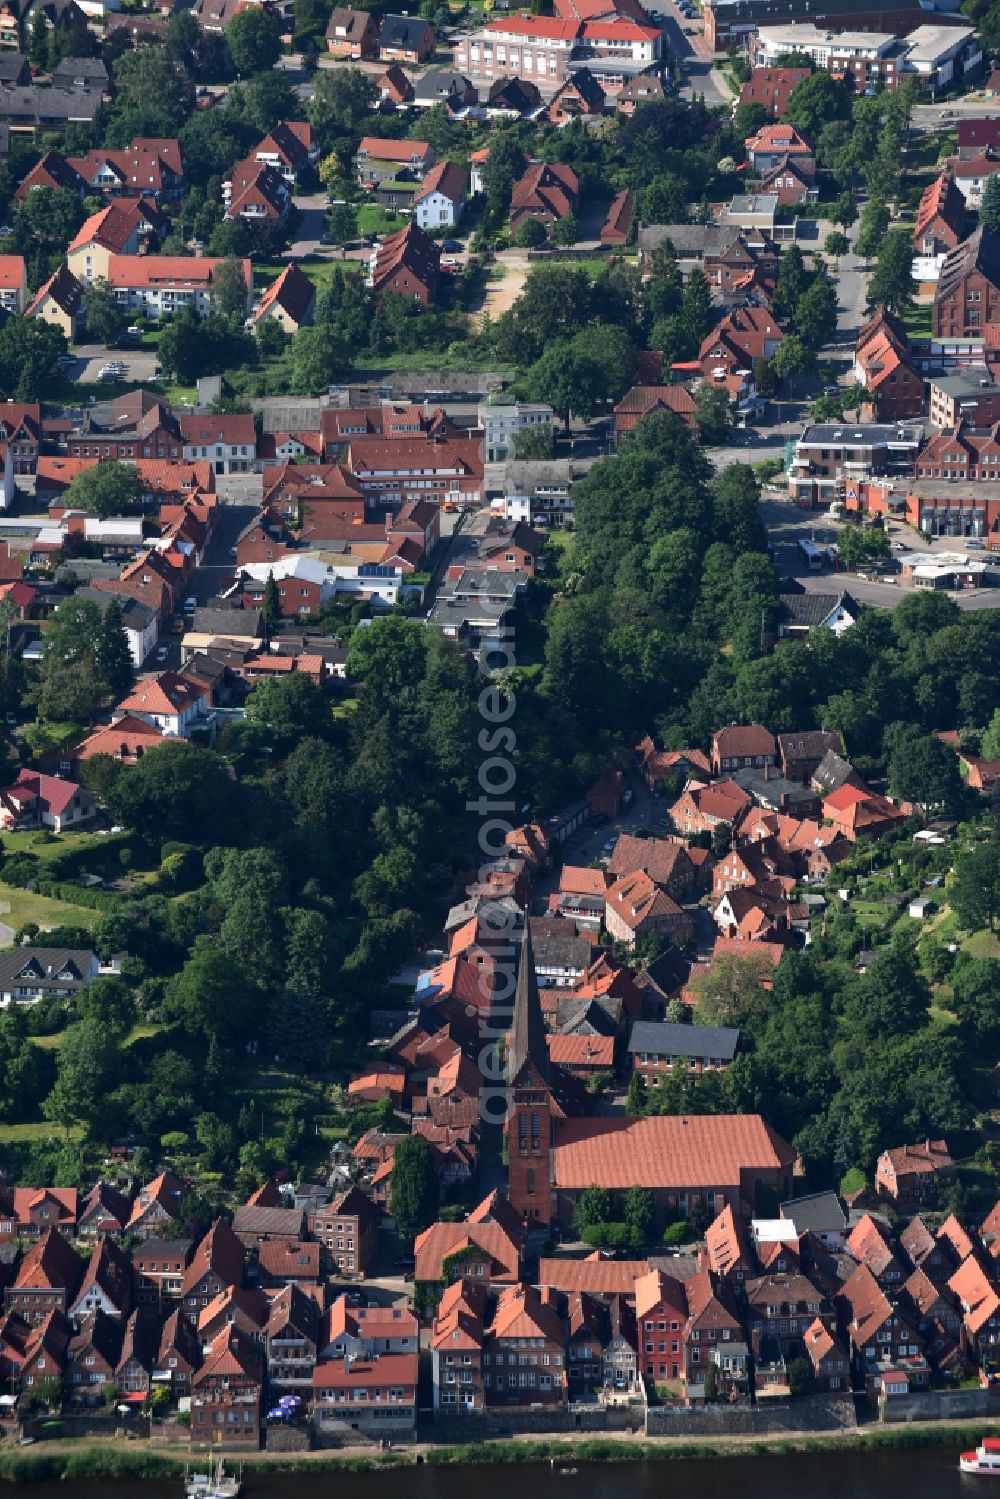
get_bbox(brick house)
[189,1389,260,1448]
[777,731,843,785]
[669,778,752,837]
[483,1283,567,1406]
[431,1279,486,1411]
[876,1140,954,1209]
[604,869,694,949]
[901,1267,963,1368]
[0,1186,78,1240]
[934,226,1000,337]
[608,835,705,899]
[628,1020,740,1088]
[414,1215,521,1291]
[682,1269,745,1402]
[265,1282,320,1396]
[913,171,966,255]
[131,1239,193,1306]
[948,1254,1000,1371]
[230,1202,305,1249]
[325,6,378,57]
[614,384,696,437]
[65,1309,123,1405]
[153,1307,201,1392]
[181,1221,245,1316]
[737,66,809,117]
[712,724,777,776]
[77,1182,131,1241]
[115,1308,158,1402]
[803,1317,849,1391]
[369,221,440,304]
[70,1236,132,1323]
[548,67,606,124]
[509,161,579,235]
[744,121,813,176]
[823,785,908,842]
[454,15,579,85]
[854,308,926,424]
[635,1267,688,1384]
[309,1185,380,1277]
[835,1264,928,1397]
[743,1272,828,1360]
[4,1230,82,1325]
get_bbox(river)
[10,1446,985,1499]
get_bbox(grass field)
[901,302,934,338]
[0,881,97,933]
[0,1120,80,1144]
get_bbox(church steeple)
[507,921,549,1087]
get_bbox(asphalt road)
[69,344,160,386]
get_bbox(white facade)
[180,439,256,475]
[415,187,464,230]
[478,402,554,463]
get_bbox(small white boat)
[960,1437,1000,1474]
[185,1457,242,1498]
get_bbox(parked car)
[602,835,618,854]
[183,596,197,612]
[171,617,185,634]
[155,644,169,662]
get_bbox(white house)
[413,161,468,230]
[113,672,213,739]
[479,402,554,463]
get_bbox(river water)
[13,1446,988,1499]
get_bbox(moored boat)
[960,1437,1000,1474]
[184,1456,242,1498]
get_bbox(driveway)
[285,191,330,259]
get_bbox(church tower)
[506,925,556,1226]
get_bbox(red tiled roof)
[547,1033,614,1068]
[553,1114,795,1190]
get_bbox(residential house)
[104,254,253,319]
[153,1307,201,1392]
[67,200,160,281]
[379,13,435,61]
[876,1141,954,1209]
[253,262,315,334]
[669,778,751,837]
[413,160,467,230]
[547,67,606,124]
[949,1254,1000,1371]
[189,1389,260,1449]
[179,412,257,475]
[265,1282,319,1396]
[613,383,695,437]
[25,263,83,339]
[736,66,810,117]
[616,70,669,113]
[509,160,579,234]
[64,137,185,202]
[413,69,476,111]
[309,1185,380,1277]
[777,731,843,785]
[132,1239,193,1306]
[0,947,98,1009]
[65,1310,123,1405]
[223,159,291,224]
[712,724,777,776]
[0,253,25,313]
[414,1211,521,1290]
[482,1283,567,1406]
[313,1350,418,1436]
[181,1221,245,1316]
[835,1264,928,1399]
[4,1230,82,1325]
[325,5,378,57]
[248,120,315,186]
[77,1183,131,1242]
[901,1266,963,1369]
[113,672,210,739]
[846,1214,907,1293]
[744,121,813,176]
[934,226,1000,337]
[0,769,95,832]
[231,1203,305,1249]
[369,221,440,304]
[115,1308,158,1403]
[354,136,435,187]
[913,171,966,255]
[126,1172,184,1240]
[823,784,908,842]
[682,1269,746,1402]
[431,1279,486,1411]
[70,1236,132,1324]
[608,834,707,899]
[378,63,414,104]
[0,1186,78,1241]
[854,308,926,424]
[803,1317,850,1391]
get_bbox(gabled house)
[326,5,378,57]
[934,226,1000,338]
[125,1172,183,1240]
[265,1281,319,1395]
[115,1307,159,1402]
[153,1306,201,1392]
[0,768,95,833]
[253,262,315,334]
[876,1140,953,1209]
[4,1229,83,1325]
[181,1220,245,1315]
[510,161,579,235]
[835,1263,927,1397]
[413,160,467,231]
[65,1309,123,1405]
[913,171,966,255]
[0,1186,78,1239]
[77,1182,131,1242]
[744,121,814,176]
[803,1316,849,1391]
[70,1236,133,1324]
[547,67,606,124]
[0,948,98,1009]
[378,12,435,61]
[948,1253,1000,1371]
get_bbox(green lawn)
[901,302,934,338]
[2,828,108,864]
[0,881,98,934]
[0,1120,80,1143]
[962,928,1000,960]
[356,205,406,237]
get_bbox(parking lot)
[66,342,161,386]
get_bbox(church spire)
[507,920,549,1086]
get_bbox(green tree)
[28,8,48,67]
[952,842,1000,932]
[513,216,546,248]
[981,707,1000,761]
[794,273,837,347]
[867,228,914,314]
[95,598,135,699]
[888,728,963,810]
[245,672,331,745]
[573,1185,614,1232]
[107,741,239,843]
[262,571,280,628]
[326,201,357,244]
[953,958,1000,1048]
[211,257,248,320]
[773,244,806,322]
[981,173,1000,235]
[550,213,579,247]
[622,1185,655,1241]
[855,198,890,260]
[832,190,857,230]
[679,268,713,348]
[481,130,525,214]
[784,70,851,139]
[391,1134,439,1240]
[824,230,850,259]
[43,1019,120,1137]
[40,596,106,723]
[289,324,352,395]
[626,1070,646,1115]
[83,276,124,345]
[0,315,67,401]
[771,334,814,391]
[308,67,376,137]
[226,6,281,73]
[694,383,730,443]
[63,462,144,519]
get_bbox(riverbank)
[0,1419,998,1484]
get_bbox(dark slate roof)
[780,1190,847,1236]
[191,606,262,639]
[379,13,432,47]
[812,749,859,795]
[627,1020,740,1060]
[938,225,1000,303]
[508,923,549,1085]
[777,591,859,628]
[0,947,94,992]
